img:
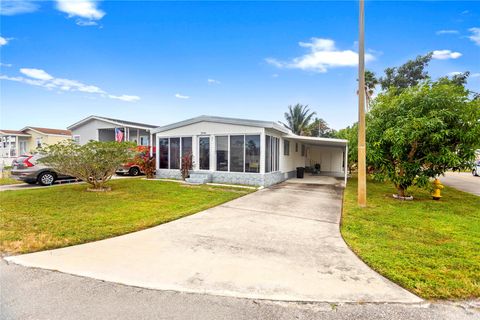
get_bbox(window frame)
[157,135,193,170]
[265,135,280,173]
[214,133,262,174]
[198,136,211,171]
[283,139,290,156]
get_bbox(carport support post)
[149,133,153,156]
[357,0,367,207]
[344,145,348,185]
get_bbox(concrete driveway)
[442,172,480,196]
[6,183,420,303]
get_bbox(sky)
[1,0,479,131]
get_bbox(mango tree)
[367,80,480,197]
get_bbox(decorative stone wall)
[156,169,291,187]
[263,171,287,186]
[211,172,264,186]
[156,169,183,180]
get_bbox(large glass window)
[283,140,289,156]
[245,135,260,173]
[216,136,228,171]
[230,135,244,172]
[169,138,180,169]
[181,137,192,157]
[159,138,169,169]
[265,135,279,173]
[199,137,210,170]
[265,136,271,173]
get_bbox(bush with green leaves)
[40,140,135,191]
[367,80,480,197]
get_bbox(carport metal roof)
[284,134,347,147]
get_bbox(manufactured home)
[152,116,348,187]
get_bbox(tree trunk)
[396,185,406,197]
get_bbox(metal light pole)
[357,0,367,207]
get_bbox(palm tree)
[364,70,379,111]
[281,104,316,135]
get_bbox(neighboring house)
[152,115,348,187]
[68,115,158,146]
[0,127,72,166]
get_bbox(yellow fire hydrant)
[432,178,444,200]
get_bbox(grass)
[0,178,253,255]
[0,177,22,186]
[341,177,480,300]
[0,171,22,186]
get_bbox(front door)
[198,137,210,170]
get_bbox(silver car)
[11,154,74,186]
[473,160,480,177]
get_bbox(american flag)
[115,128,124,142]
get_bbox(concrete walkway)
[6,183,421,303]
[441,172,480,196]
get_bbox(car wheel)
[38,172,56,186]
[129,167,140,176]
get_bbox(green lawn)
[0,177,22,186]
[341,177,480,300]
[0,179,252,255]
[0,171,22,186]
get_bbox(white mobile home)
[68,115,158,146]
[152,116,348,187]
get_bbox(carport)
[284,135,348,185]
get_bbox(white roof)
[152,115,291,134]
[284,134,347,147]
[68,115,158,131]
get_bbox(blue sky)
[1,0,479,130]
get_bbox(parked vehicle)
[473,160,480,176]
[11,154,75,185]
[116,146,156,176]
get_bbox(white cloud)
[272,73,279,78]
[471,73,480,78]
[436,30,459,35]
[0,0,39,15]
[20,68,54,80]
[56,0,105,20]
[76,19,98,26]
[0,36,9,46]
[432,50,462,60]
[266,37,375,73]
[207,78,220,85]
[175,93,189,99]
[1,67,139,102]
[447,71,463,77]
[0,62,13,67]
[468,28,480,46]
[108,94,140,102]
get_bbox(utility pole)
[358,0,367,207]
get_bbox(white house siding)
[307,146,345,177]
[71,119,116,145]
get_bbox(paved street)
[442,172,480,196]
[0,174,137,192]
[1,259,478,320]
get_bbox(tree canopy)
[306,117,337,138]
[367,80,480,197]
[40,140,136,191]
[379,53,433,91]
